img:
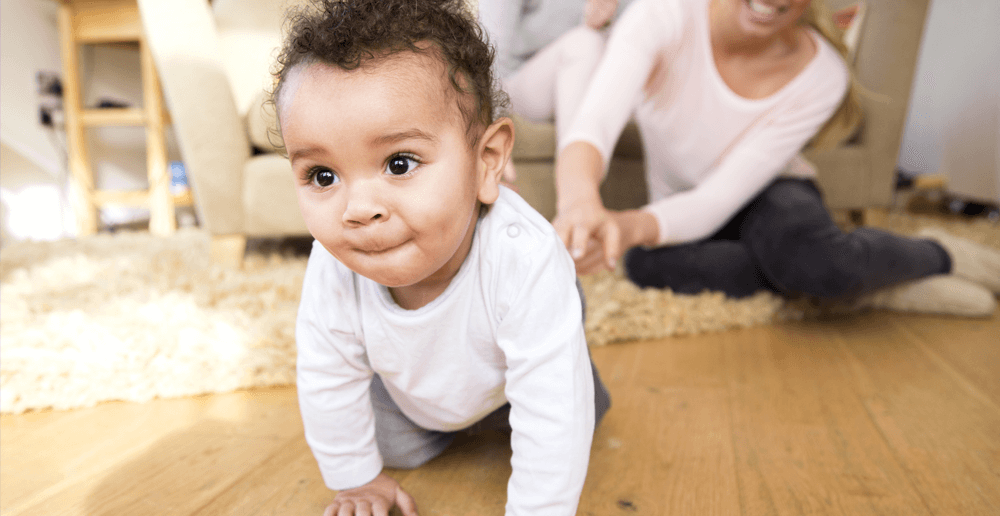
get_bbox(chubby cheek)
[404,191,474,253]
[296,192,345,254]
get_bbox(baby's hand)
[323,472,418,516]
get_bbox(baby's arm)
[323,472,417,516]
[297,249,395,513]
[496,234,595,515]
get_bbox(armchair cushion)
[246,90,283,154]
[242,154,307,236]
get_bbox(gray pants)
[371,358,611,469]
[372,280,610,469]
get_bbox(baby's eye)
[308,167,338,188]
[386,155,418,176]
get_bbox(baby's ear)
[476,117,515,204]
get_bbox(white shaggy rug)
[2,212,996,414]
[1,230,303,414]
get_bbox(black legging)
[624,178,952,299]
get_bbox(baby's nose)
[342,181,388,226]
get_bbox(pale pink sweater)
[561,0,849,246]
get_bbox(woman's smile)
[744,0,790,23]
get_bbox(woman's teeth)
[748,0,787,16]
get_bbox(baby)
[271,1,611,515]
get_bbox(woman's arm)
[644,67,849,246]
[553,0,674,270]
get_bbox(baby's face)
[280,52,492,290]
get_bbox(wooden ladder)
[57,0,183,236]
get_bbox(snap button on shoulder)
[506,224,520,238]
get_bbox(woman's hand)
[554,198,618,273]
[584,0,619,30]
[555,205,660,275]
[554,141,656,274]
[323,472,418,516]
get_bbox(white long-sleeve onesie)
[560,0,850,246]
[296,187,595,516]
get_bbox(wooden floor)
[3,310,998,515]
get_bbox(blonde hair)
[801,0,864,150]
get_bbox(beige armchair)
[806,0,930,218]
[137,0,308,265]
[509,0,932,223]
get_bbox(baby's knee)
[380,451,429,470]
[377,433,454,470]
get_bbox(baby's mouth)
[351,235,407,254]
[355,242,398,254]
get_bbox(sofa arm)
[138,0,251,236]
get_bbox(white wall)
[0,142,75,246]
[0,0,181,241]
[0,0,64,178]
[897,0,1000,204]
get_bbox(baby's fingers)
[370,498,391,516]
[395,488,419,516]
[336,501,357,516]
[353,499,373,516]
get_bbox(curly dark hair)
[271,0,506,142]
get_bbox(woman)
[553,0,999,315]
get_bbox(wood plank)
[12,431,281,516]
[174,190,195,207]
[142,38,175,236]
[2,401,201,514]
[2,311,998,515]
[80,108,145,126]
[189,437,332,516]
[391,432,509,515]
[92,189,148,206]
[0,388,302,515]
[58,1,98,235]
[580,337,741,516]
[68,0,143,43]
[211,235,248,268]
[725,319,933,515]
[835,313,1000,515]
[891,312,1000,406]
